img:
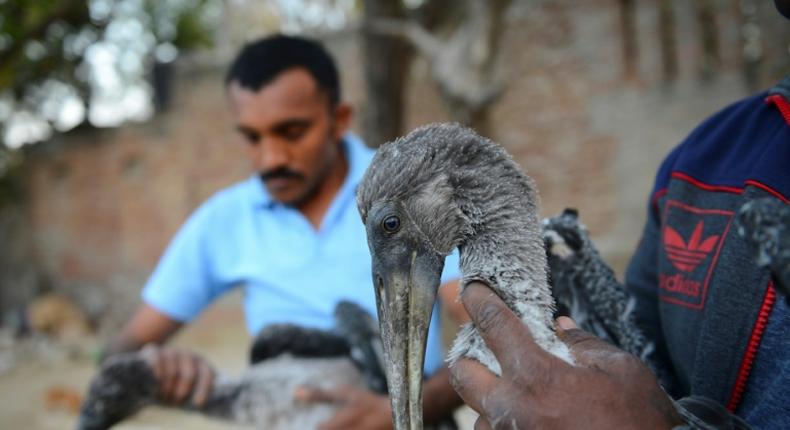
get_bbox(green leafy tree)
[0,0,217,148]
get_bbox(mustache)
[259,168,305,182]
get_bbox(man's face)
[228,68,350,206]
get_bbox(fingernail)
[556,316,577,331]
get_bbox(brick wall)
[9,0,784,326]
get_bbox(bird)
[356,122,573,430]
[543,209,651,354]
[76,301,384,430]
[736,197,790,304]
[542,208,673,390]
[250,300,388,394]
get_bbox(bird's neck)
[458,201,557,331]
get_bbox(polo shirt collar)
[249,132,370,209]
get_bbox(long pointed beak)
[373,250,443,430]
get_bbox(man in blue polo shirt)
[102,35,466,428]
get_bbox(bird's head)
[75,354,158,430]
[357,123,496,429]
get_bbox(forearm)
[100,304,183,363]
[100,333,146,362]
[422,366,463,424]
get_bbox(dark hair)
[225,34,340,106]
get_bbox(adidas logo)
[663,220,719,273]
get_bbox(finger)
[449,358,499,415]
[160,349,178,403]
[294,386,350,404]
[191,360,214,407]
[173,353,197,404]
[474,416,494,430]
[462,282,549,373]
[557,328,622,365]
[141,344,163,382]
[555,316,577,331]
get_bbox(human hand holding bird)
[449,282,683,430]
[294,385,393,430]
[139,344,215,406]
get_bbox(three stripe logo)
[663,221,719,273]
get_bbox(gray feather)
[542,208,674,389]
[78,301,383,430]
[357,122,573,376]
[76,353,364,430]
[736,198,790,303]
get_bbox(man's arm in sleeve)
[102,304,184,358]
[438,249,469,325]
[101,204,225,406]
[104,203,222,355]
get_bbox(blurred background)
[0,0,788,429]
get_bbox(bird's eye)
[381,215,401,233]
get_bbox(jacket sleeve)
[673,396,751,430]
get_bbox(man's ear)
[332,102,353,140]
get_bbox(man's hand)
[449,282,683,430]
[294,385,393,430]
[140,344,215,407]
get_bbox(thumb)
[555,316,577,331]
[556,319,623,365]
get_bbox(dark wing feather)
[76,354,158,430]
[543,208,673,390]
[736,198,790,304]
[333,300,388,394]
[249,324,350,364]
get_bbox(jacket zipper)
[766,94,790,125]
[726,282,776,412]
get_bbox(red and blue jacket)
[626,76,790,429]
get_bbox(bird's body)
[77,301,382,430]
[543,208,652,359]
[78,352,364,430]
[250,301,388,393]
[357,123,573,429]
[542,208,677,390]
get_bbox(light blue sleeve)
[141,204,225,322]
[440,249,461,284]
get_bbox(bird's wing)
[249,323,350,364]
[333,300,388,394]
[543,209,675,391]
[736,198,790,303]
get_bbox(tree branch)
[364,18,442,60]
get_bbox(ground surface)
[0,291,476,429]
[1,293,256,430]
